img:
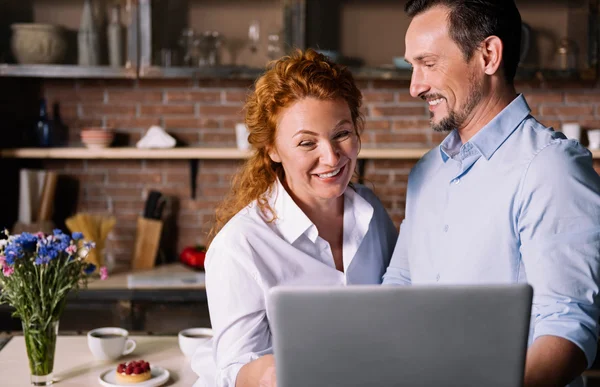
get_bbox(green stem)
[23,321,58,377]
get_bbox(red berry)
[143,363,150,371]
[133,367,142,375]
[125,367,133,375]
[117,365,125,373]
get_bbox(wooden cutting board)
[131,217,163,270]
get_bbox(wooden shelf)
[0,64,137,79]
[2,147,599,160]
[0,147,431,160]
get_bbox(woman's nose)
[320,142,341,166]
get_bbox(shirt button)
[436,274,440,282]
[443,225,449,232]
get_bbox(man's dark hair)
[405,0,522,85]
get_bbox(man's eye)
[425,63,434,68]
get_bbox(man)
[383,1,600,386]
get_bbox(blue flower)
[5,244,24,265]
[34,256,51,265]
[84,241,96,250]
[52,229,64,236]
[38,244,59,261]
[84,264,96,274]
[72,232,84,241]
[14,233,38,253]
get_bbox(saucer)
[98,366,170,387]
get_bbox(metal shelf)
[0,63,592,84]
[138,65,264,79]
[0,147,434,160]
[137,64,412,81]
[0,64,137,79]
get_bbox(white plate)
[98,366,170,387]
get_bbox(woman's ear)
[268,147,281,163]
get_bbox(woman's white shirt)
[196,180,398,387]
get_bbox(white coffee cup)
[87,327,136,360]
[235,123,251,151]
[562,122,581,141]
[178,327,213,358]
[588,129,600,150]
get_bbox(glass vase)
[22,320,59,386]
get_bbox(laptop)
[268,284,532,387]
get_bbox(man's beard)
[431,73,483,133]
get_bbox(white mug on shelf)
[235,123,251,151]
[561,122,581,141]
[588,129,600,150]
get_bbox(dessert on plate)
[115,360,151,384]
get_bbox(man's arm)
[524,336,587,387]
[517,140,600,384]
[382,219,412,285]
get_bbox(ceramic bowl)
[81,128,115,149]
[11,23,67,64]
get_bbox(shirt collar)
[439,94,531,162]
[270,178,318,244]
[269,179,374,248]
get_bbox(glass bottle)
[267,31,283,61]
[78,0,100,66]
[52,102,67,147]
[107,4,123,67]
[36,99,52,148]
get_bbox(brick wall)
[36,78,600,268]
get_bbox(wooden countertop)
[87,263,205,291]
[0,335,199,386]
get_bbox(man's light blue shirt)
[383,95,600,372]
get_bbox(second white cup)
[87,327,136,360]
[178,327,213,358]
[562,122,581,141]
[235,123,251,151]
[588,129,600,150]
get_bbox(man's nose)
[409,67,429,99]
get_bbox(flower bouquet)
[0,229,106,386]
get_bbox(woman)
[196,49,397,387]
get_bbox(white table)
[0,335,199,386]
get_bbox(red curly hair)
[207,49,364,246]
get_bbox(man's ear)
[481,36,503,75]
[268,147,281,163]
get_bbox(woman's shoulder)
[352,183,383,207]
[210,204,263,250]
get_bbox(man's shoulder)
[509,115,588,160]
[352,183,377,201]
[409,146,442,180]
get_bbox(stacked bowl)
[80,128,114,149]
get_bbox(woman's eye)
[335,130,351,140]
[299,140,315,147]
